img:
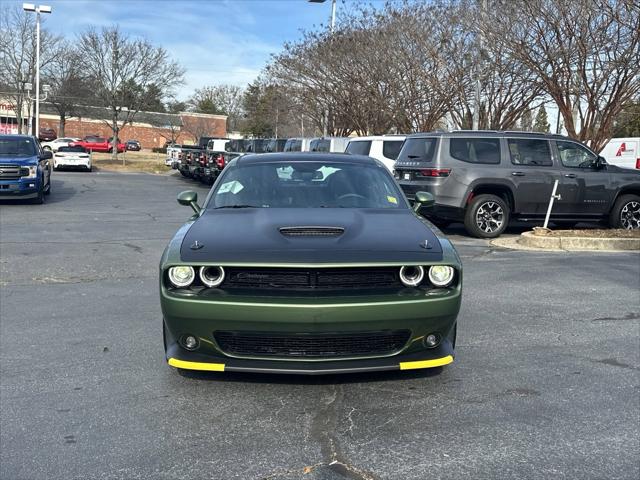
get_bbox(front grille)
[0,165,22,180]
[279,226,345,237]
[222,267,401,291]
[214,330,411,358]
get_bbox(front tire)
[610,194,640,230]
[31,186,44,204]
[464,194,510,238]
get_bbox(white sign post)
[543,179,561,229]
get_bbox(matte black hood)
[180,208,443,264]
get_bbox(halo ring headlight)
[168,266,195,288]
[399,265,425,287]
[199,266,225,288]
[428,265,455,287]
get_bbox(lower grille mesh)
[214,330,411,358]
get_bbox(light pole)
[308,0,336,137]
[22,3,52,138]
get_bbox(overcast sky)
[13,0,379,100]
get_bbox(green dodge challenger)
[160,153,462,375]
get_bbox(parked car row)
[170,131,640,236]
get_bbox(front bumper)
[166,341,454,375]
[0,179,40,199]
[162,286,460,375]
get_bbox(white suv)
[345,135,406,171]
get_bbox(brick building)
[1,97,226,148]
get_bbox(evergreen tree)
[533,105,550,132]
[520,109,533,131]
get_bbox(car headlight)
[22,166,38,179]
[168,266,195,288]
[428,265,455,287]
[399,265,425,287]
[199,266,225,288]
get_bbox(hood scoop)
[279,226,345,237]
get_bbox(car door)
[506,137,557,215]
[553,140,612,215]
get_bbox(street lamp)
[22,3,52,138]
[308,0,336,136]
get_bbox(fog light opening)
[199,266,225,288]
[182,335,199,351]
[424,333,440,348]
[399,265,425,287]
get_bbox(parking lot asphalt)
[1,171,639,480]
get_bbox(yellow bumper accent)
[168,358,225,372]
[399,355,454,370]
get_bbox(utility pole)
[23,4,52,137]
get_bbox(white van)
[345,135,406,171]
[309,137,350,153]
[600,137,639,170]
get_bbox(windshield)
[208,161,406,209]
[0,138,36,156]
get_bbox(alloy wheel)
[475,201,504,233]
[620,201,640,229]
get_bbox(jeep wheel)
[464,194,509,238]
[610,194,640,230]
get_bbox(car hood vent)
[279,226,345,237]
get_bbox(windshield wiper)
[213,205,261,209]
[407,155,424,159]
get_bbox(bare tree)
[0,4,60,134]
[483,0,640,151]
[187,84,244,132]
[77,26,184,160]
[42,41,91,136]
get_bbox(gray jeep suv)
[394,131,640,238]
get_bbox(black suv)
[394,131,640,237]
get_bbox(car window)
[209,161,406,209]
[59,146,87,153]
[285,140,302,152]
[345,140,371,156]
[450,138,501,164]
[556,140,598,168]
[311,139,330,152]
[508,138,552,166]
[382,140,403,160]
[396,138,437,163]
[0,138,36,156]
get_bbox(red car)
[71,136,125,153]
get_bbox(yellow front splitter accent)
[168,357,225,372]
[399,355,454,370]
[168,355,452,373]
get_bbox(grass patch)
[533,228,639,238]
[91,150,170,174]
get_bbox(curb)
[493,231,640,252]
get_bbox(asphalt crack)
[591,312,639,322]
[305,385,381,480]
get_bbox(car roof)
[348,135,406,141]
[238,152,379,166]
[405,130,570,140]
[0,134,35,140]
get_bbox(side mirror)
[177,190,201,214]
[413,191,435,212]
[596,156,607,169]
[42,150,52,160]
